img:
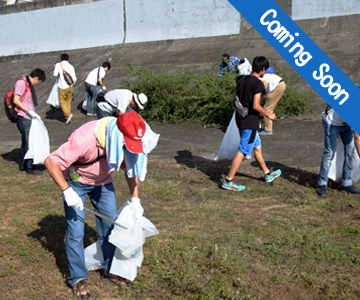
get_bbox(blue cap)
[266,67,274,74]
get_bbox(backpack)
[3,78,29,123]
[60,62,74,86]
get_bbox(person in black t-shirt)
[222,56,282,191]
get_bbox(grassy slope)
[1,155,360,300]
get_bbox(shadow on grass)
[1,148,46,171]
[2,148,46,171]
[28,214,98,281]
[1,148,21,165]
[174,150,321,189]
[174,150,229,183]
[250,160,321,188]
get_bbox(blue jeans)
[85,82,99,114]
[16,116,33,171]
[318,120,354,187]
[62,180,118,286]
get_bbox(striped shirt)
[14,77,33,120]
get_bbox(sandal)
[72,280,91,299]
[103,273,133,287]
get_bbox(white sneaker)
[65,114,73,125]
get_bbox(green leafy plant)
[124,63,314,125]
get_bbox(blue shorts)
[239,129,261,155]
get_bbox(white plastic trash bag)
[109,203,145,258]
[109,202,159,258]
[143,122,160,154]
[46,80,60,108]
[237,57,252,76]
[213,111,240,161]
[327,139,360,184]
[24,118,50,164]
[85,240,104,271]
[84,201,159,281]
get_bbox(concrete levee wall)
[0,0,240,57]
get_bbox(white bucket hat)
[134,93,148,110]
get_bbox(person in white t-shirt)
[84,62,111,116]
[259,67,286,135]
[53,54,77,125]
[317,106,360,196]
[96,89,148,119]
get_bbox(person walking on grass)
[222,56,281,191]
[44,111,149,299]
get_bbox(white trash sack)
[84,201,159,281]
[24,118,50,164]
[213,111,240,161]
[46,80,60,108]
[237,57,252,76]
[327,139,360,184]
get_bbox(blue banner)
[227,0,360,134]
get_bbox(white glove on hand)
[63,187,84,211]
[130,197,144,219]
[102,86,107,91]
[27,110,41,120]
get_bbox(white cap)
[134,93,148,110]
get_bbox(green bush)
[124,64,313,125]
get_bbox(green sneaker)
[265,168,281,183]
[221,180,245,191]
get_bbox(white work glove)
[27,110,41,120]
[63,187,84,211]
[102,86,107,91]
[130,197,144,219]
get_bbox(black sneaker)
[72,280,91,299]
[26,169,43,176]
[317,185,327,196]
[340,185,360,194]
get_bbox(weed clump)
[124,63,314,125]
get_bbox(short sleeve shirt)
[85,66,106,86]
[53,61,77,89]
[235,75,265,130]
[261,73,282,93]
[48,120,112,186]
[14,77,33,120]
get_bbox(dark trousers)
[85,82,99,114]
[16,116,33,171]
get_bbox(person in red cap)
[44,111,148,299]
